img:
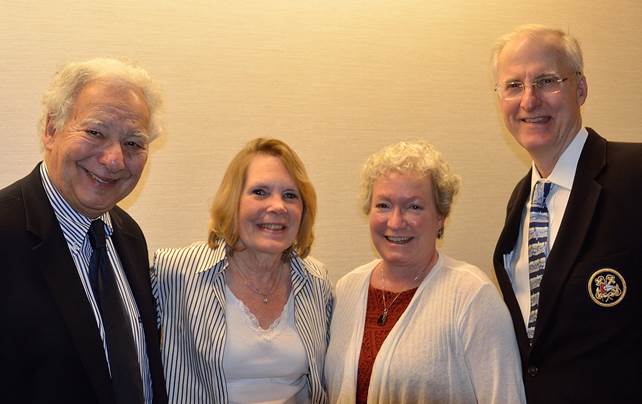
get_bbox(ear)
[42,115,57,151]
[576,74,588,106]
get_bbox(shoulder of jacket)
[153,241,223,274]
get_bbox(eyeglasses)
[495,75,570,101]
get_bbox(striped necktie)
[527,180,553,340]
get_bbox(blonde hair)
[208,138,317,258]
[491,24,584,81]
[360,140,460,237]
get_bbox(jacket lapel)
[496,173,532,258]
[290,256,314,361]
[109,211,150,316]
[533,130,605,342]
[22,165,114,404]
[493,172,532,357]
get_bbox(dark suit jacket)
[494,129,642,403]
[0,164,168,404]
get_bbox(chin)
[80,195,117,212]
[252,243,290,256]
[380,254,413,267]
[516,133,554,150]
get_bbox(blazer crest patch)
[587,268,626,307]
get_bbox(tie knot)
[532,181,552,208]
[88,219,107,249]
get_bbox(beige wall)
[1,0,641,283]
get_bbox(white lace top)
[223,285,310,404]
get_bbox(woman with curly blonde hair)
[325,140,525,403]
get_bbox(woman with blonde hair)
[153,138,332,403]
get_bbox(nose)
[387,207,406,229]
[519,85,542,111]
[99,141,125,172]
[266,195,287,215]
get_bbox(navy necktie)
[527,181,553,340]
[88,219,145,404]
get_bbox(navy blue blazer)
[0,164,168,404]
[493,129,642,403]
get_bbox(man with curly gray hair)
[0,58,168,404]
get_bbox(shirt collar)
[195,241,229,274]
[530,127,589,192]
[40,162,113,247]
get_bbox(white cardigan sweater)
[324,253,526,404]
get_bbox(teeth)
[522,117,549,123]
[385,236,412,244]
[261,224,285,230]
[88,171,111,184]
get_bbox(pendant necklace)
[377,255,436,325]
[378,286,403,326]
[233,258,283,304]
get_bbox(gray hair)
[491,24,584,81]
[39,57,163,141]
[360,140,461,237]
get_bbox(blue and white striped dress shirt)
[40,163,153,403]
[152,241,333,404]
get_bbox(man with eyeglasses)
[492,24,641,403]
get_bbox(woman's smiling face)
[237,153,303,260]
[368,170,443,270]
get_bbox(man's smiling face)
[43,79,151,218]
[496,34,587,171]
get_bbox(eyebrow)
[373,194,424,202]
[79,117,149,136]
[502,72,560,83]
[79,118,105,127]
[129,130,150,138]
[248,181,299,191]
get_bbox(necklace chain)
[378,287,404,326]
[377,254,436,325]
[233,257,283,304]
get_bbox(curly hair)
[360,140,461,238]
[40,57,163,141]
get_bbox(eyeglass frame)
[494,72,582,100]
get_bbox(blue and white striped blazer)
[152,241,333,403]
